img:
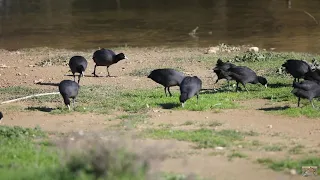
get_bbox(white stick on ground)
[1,92,60,104]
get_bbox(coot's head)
[116,53,129,61]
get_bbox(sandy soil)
[0,47,319,180]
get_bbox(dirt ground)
[0,47,319,180]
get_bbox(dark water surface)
[0,0,319,53]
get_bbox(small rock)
[208,31,213,35]
[24,74,28,76]
[215,146,224,150]
[238,145,243,148]
[205,117,209,119]
[16,73,22,76]
[290,169,297,175]
[0,64,8,68]
[205,47,219,54]
[248,47,259,52]
[146,104,150,108]
[34,79,44,84]
[28,65,35,67]
[70,137,75,141]
[153,109,159,113]
[267,125,273,129]
[78,130,84,136]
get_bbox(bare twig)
[1,92,60,104]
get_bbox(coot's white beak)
[181,103,185,108]
[125,56,129,60]
[265,84,268,88]
[81,71,85,77]
[67,105,71,111]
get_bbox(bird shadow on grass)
[158,103,180,109]
[36,82,59,86]
[25,106,54,112]
[267,82,291,88]
[257,105,290,112]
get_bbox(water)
[0,0,319,53]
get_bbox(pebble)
[267,125,273,129]
[215,146,224,150]
[290,169,297,175]
[248,47,259,52]
[206,47,219,54]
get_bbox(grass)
[0,125,202,180]
[141,129,250,148]
[116,113,150,129]
[2,50,320,118]
[288,145,305,154]
[181,121,194,126]
[227,151,248,161]
[257,157,320,174]
[263,144,285,152]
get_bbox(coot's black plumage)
[213,59,237,88]
[304,69,320,83]
[282,59,312,83]
[291,80,320,108]
[69,56,88,84]
[58,80,80,110]
[147,68,185,97]
[92,48,128,77]
[221,66,268,92]
[179,76,202,107]
[0,111,3,122]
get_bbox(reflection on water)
[0,0,319,53]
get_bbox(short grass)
[141,128,256,148]
[263,144,286,152]
[257,157,320,174]
[227,151,248,161]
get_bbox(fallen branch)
[1,92,60,105]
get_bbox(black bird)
[0,112,3,122]
[69,56,88,84]
[291,80,320,109]
[282,59,312,83]
[92,48,128,77]
[147,68,185,97]
[58,80,80,110]
[213,59,237,89]
[179,76,202,107]
[304,68,320,83]
[221,66,268,92]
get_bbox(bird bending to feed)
[58,80,80,110]
[212,59,237,89]
[69,55,88,84]
[0,111,3,122]
[220,66,267,92]
[92,48,128,77]
[147,68,185,97]
[282,59,312,83]
[291,80,320,109]
[179,76,202,107]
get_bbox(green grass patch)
[227,151,248,161]
[141,129,247,148]
[116,113,150,129]
[288,145,305,154]
[263,144,286,152]
[257,157,320,174]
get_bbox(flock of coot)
[1,48,320,122]
[57,48,320,112]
